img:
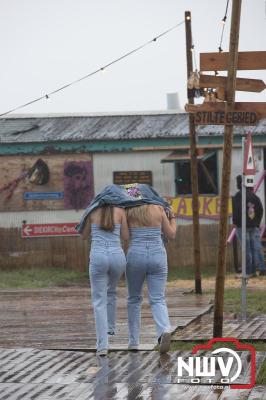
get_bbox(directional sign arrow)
[23,225,33,236]
[199,75,266,93]
[200,51,266,71]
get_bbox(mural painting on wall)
[27,159,50,185]
[0,158,49,203]
[64,161,94,210]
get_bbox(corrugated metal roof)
[0,113,265,143]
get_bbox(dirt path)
[168,274,266,291]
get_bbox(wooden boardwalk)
[173,313,266,341]
[0,347,265,399]
[1,287,265,399]
[0,286,212,350]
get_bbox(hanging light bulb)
[221,16,227,24]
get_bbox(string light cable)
[214,0,230,76]
[218,0,230,53]
[0,20,185,118]
[190,24,202,97]
[190,32,198,72]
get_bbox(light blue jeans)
[236,227,266,274]
[89,225,126,351]
[126,227,172,346]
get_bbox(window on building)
[175,152,218,195]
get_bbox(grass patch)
[170,340,266,352]
[257,358,266,385]
[222,288,266,315]
[0,267,88,289]
[167,265,234,281]
[0,265,220,288]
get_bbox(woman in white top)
[126,204,176,354]
[82,206,129,356]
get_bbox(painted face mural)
[63,161,94,209]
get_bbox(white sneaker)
[159,332,171,354]
[96,349,108,356]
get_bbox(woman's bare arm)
[120,209,130,241]
[161,209,176,239]
[81,217,91,240]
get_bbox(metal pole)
[233,235,239,272]
[213,0,242,337]
[241,137,247,320]
[185,11,202,294]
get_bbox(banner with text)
[165,196,232,220]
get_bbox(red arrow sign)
[21,223,79,238]
[243,132,256,175]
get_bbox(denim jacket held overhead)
[76,183,170,234]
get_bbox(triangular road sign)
[243,132,256,175]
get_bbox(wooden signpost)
[199,75,266,93]
[194,111,257,125]
[186,102,266,114]
[185,0,265,337]
[200,51,266,71]
[185,102,266,125]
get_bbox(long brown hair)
[100,206,115,231]
[126,205,151,226]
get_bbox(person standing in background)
[232,175,266,277]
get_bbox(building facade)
[0,112,265,270]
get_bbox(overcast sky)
[0,0,265,116]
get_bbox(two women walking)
[80,185,176,356]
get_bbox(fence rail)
[0,225,234,270]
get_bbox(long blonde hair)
[126,205,151,226]
[100,206,115,231]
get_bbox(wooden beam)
[213,0,242,338]
[199,75,266,92]
[185,10,202,295]
[200,51,266,71]
[198,160,218,192]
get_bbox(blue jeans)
[126,230,171,346]
[236,227,266,274]
[89,241,126,351]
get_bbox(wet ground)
[0,347,265,399]
[173,314,266,340]
[0,286,265,399]
[0,286,212,350]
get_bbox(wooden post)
[185,11,202,294]
[213,0,242,337]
